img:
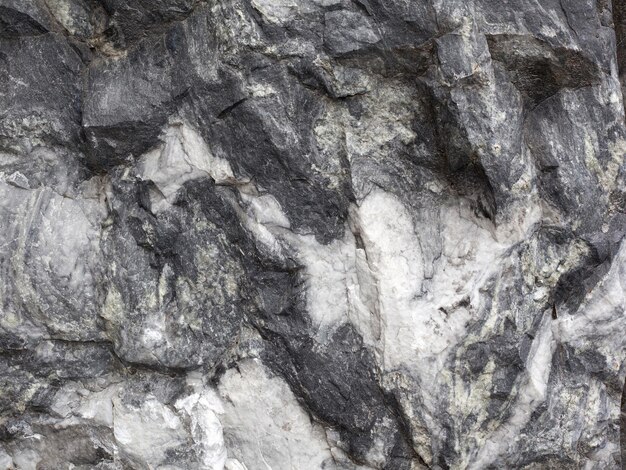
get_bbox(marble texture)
[0,0,625,468]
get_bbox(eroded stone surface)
[1,0,625,469]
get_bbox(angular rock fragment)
[0,0,625,469]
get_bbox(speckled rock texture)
[1,1,626,469]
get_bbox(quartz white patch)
[175,373,229,469]
[138,120,236,211]
[113,394,188,465]
[241,192,291,229]
[51,382,117,427]
[283,231,359,340]
[249,0,312,24]
[45,365,343,469]
[46,377,231,469]
[355,191,425,363]
[218,358,334,469]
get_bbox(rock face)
[0,0,625,469]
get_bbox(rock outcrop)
[1,0,625,468]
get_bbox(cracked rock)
[1,0,626,469]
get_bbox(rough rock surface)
[1,0,626,469]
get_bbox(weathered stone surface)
[1,0,625,469]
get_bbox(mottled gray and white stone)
[0,0,625,469]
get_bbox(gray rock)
[0,0,625,469]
